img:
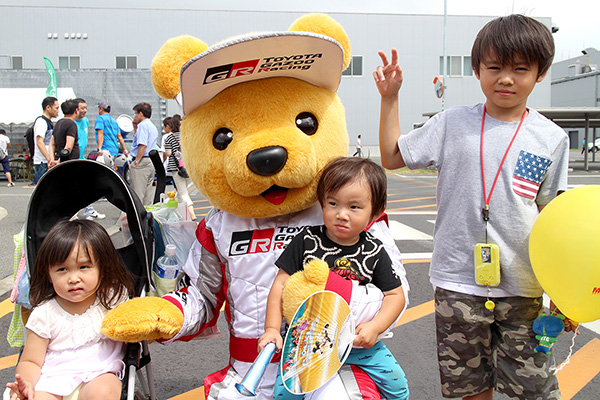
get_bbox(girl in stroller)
[7,219,133,400]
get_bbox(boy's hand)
[257,327,283,352]
[549,300,579,333]
[7,374,34,400]
[353,321,381,348]
[373,49,403,99]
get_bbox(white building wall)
[0,2,554,146]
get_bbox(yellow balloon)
[529,185,600,323]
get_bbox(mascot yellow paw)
[102,297,184,342]
[282,259,330,322]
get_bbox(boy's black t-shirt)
[276,225,401,292]
[52,118,80,160]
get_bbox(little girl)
[7,219,134,400]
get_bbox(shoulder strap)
[41,115,53,129]
[170,132,182,148]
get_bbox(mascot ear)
[289,13,352,71]
[151,35,208,99]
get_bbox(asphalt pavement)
[0,148,599,399]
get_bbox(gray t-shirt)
[399,103,569,297]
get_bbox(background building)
[551,48,600,150]
[0,1,554,156]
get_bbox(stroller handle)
[149,149,166,204]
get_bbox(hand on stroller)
[102,297,184,342]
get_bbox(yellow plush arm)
[102,297,184,343]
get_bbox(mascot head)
[151,14,351,218]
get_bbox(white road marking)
[403,252,433,260]
[389,220,433,241]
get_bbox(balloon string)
[554,326,579,372]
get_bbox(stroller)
[24,159,158,400]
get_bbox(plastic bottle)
[163,191,183,222]
[153,244,179,296]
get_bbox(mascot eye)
[213,128,233,150]
[295,112,318,135]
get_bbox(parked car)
[587,138,600,153]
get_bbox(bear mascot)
[103,13,408,400]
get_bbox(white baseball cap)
[179,31,345,115]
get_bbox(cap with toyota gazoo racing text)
[178,31,345,116]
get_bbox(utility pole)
[442,0,447,111]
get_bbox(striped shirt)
[164,132,182,172]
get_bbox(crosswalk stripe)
[0,298,15,319]
[0,354,19,370]
[557,338,600,399]
[387,204,437,212]
[387,196,436,204]
[396,300,435,327]
[403,253,433,260]
[389,221,433,241]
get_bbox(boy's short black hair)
[60,99,78,115]
[471,14,554,78]
[42,96,58,111]
[317,157,387,220]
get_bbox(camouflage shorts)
[434,287,560,400]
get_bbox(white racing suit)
[162,203,409,400]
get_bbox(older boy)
[374,15,571,400]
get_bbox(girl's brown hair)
[317,157,387,220]
[168,114,182,133]
[29,219,134,309]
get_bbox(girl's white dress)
[26,297,125,396]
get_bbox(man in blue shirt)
[95,100,129,167]
[130,102,158,205]
[75,98,105,220]
[74,98,89,159]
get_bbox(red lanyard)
[480,105,527,222]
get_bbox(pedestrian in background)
[0,128,14,187]
[75,98,105,220]
[353,134,362,157]
[48,99,79,166]
[32,97,58,185]
[95,100,129,169]
[130,102,158,205]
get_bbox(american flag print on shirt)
[513,150,552,199]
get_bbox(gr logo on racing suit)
[228,226,306,256]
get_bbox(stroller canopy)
[25,159,154,295]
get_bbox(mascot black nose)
[247,146,288,176]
